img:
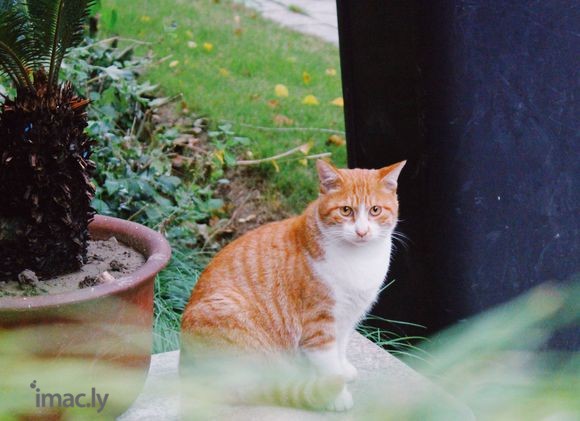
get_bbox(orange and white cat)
[181,159,406,411]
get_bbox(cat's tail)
[244,373,346,410]
[180,337,347,411]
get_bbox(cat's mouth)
[351,236,372,245]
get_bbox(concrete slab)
[118,350,181,421]
[119,333,473,420]
[240,0,339,45]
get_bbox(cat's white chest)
[313,239,392,291]
[310,239,392,325]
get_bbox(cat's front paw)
[326,388,353,412]
[343,360,358,383]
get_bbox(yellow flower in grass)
[203,42,214,52]
[302,71,312,85]
[274,84,289,98]
[219,68,230,77]
[214,150,225,165]
[140,15,151,23]
[302,95,319,105]
[330,97,344,107]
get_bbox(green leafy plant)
[0,0,96,278]
[55,37,239,349]
[60,39,228,246]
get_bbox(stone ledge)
[119,333,472,420]
[245,0,339,45]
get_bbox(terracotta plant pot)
[0,215,172,419]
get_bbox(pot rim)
[0,215,172,311]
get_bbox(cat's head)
[315,159,406,245]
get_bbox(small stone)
[109,259,127,272]
[88,253,105,262]
[79,272,115,289]
[97,271,115,284]
[79,276,99,289]
[108,237,119,246]
[18,269,39,286]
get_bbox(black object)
[336,0,579,348]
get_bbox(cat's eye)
[369,206,382,216]
[339,206,353,217]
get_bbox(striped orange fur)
[181,159,406,411]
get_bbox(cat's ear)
[316,159,342,194]
[378,160,406,191]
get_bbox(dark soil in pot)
[0,238,145,297]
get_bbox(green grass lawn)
[100,0,346,212]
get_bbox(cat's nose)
[356,228,369,238]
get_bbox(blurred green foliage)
[0,280,577,419]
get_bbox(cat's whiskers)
[391,230,411,250]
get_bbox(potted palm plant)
[0,0,171,417]
[0,0,97,277]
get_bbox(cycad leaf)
[0,5,34,90]
[52,0,95,85]
[25,0,61,67]
[26,0,95,87]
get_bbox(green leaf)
[153,195,172,209]
[91,198,110,214]
[232,136,250,146]
[0,5,34,89]
[26,0,97,87]
[144,205,162,221]
[136,179,157,197]
[224,152,237,167]
[104,179,122,195]
[206,198,224,212]
[158,175,182,192]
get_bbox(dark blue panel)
[337,0,579,348]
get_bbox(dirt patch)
[0,238,145,297]
[155,106,290,242]
[218,167,290,239]
[157,107,290,240]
